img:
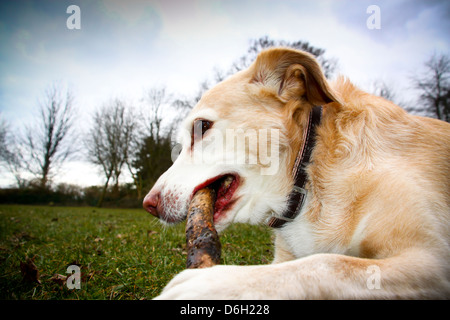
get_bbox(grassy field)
[0,205,274,300]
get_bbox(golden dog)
[145,48,450,299]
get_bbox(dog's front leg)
[154,249,447,299]
[153,257,349,300]
[153,259,331,299]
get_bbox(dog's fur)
[145,48,450,299]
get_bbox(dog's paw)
[154,265,270,300]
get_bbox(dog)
[144,47,450,299]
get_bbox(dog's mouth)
[191,174,240,223]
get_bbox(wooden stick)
[185,187,221,268]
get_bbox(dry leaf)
[50,274,67,286]
[20,256,41,284]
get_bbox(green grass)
[0,205,273,300]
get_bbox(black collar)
[267,106,322,228]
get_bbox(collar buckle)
[266,186,308,227]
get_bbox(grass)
[0,205,273,300]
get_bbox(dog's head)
[143,48,339,231]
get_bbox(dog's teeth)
[222,176,233,189]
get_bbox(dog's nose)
[143,189,160,218]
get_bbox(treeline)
[0,183,141,208]
[0,36,449,208]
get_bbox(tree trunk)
[97,175,111,208]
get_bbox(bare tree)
[86,98,136,207]
[127,87,180,199]
[172,80,210,112]
[369,79,415,112]
[371,80,398,102]
[0,116,13,166]
[230,36,338,78]
[0,116,27,188]
[412,53,450,122]
[21,84,77,189]
[141,86,172,143]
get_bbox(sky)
[0,0,449,188]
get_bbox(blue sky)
[0,0,449,187]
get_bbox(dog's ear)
[251,48,339,105]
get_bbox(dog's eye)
[192,119,213,143]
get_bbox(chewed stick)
[185,187,221,268]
